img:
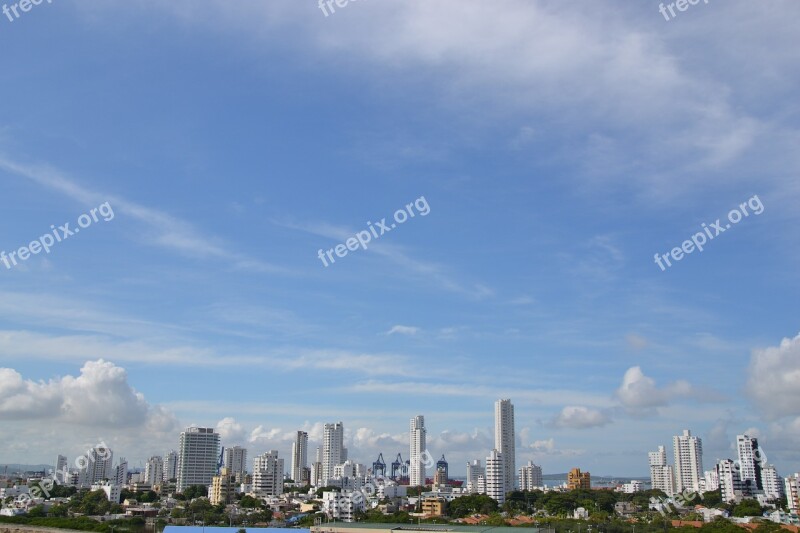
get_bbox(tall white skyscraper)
[253,450,284,496]
[77,445,113,487]
[164,450,178,481]
[736,434,762,494]
[177,427,220,492]
[291,431,308,484]
[649,445,675,495]
[114,457,128,486]
[673,429,703,493]
[485,449,505,503]
[495,399,516,492]
[717,459,742,502]
[409,415,427,487]
[223,446,248,476]
[467,459,485,493]
[519,461,543,490]
[322,422,345,486]
[144,456,164,485]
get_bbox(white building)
[409,415,427,487]
[144,456,164,486]
[519,461,543,490]
[761,465,783,500]
[703,469,719,492]
[649,445,675,495]
[322,490,365,522]
[673,430,703,494]
[223,446,248,477]
[253,450,284,496]
[114,458,128,486]
[177,427,220,492]
[322,422,346,486]
[784,474,799,514]
[77,445,113,487]
[55,455,68,484]
[291,431,308,484]
[495,399,516,492]
[91,482,121,503]
[736,435,763,495]
[467,459,485,493]
[718,459,743,503]
[164,450,178,482]
[485,448,505,504]
[619,480,644,493]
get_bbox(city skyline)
[1,0,800,482]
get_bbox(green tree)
[732,499,763,517]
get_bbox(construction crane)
[373,453,386,477]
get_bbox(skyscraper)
[761,465,784,500]
[144,456,164,485]
[77,445,113,487]
[409,415,427,487]
[649,445,675,495]
[736,434,763,494]
[717,459,742,502]
[485,449,505,503]
[322,422,345,486]
[164,450,178,482]
[673,429,703,493]
[466,459,484,493]
[495,399,516,492]
[291,431,308,484]
[519,461,543,490]
[177,427,220,492]
[55,455,68,483]
[223,446,248,477]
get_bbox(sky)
[1,0,799,479]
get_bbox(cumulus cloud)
[550,406,611,429]
[746,333,800,420]
[615,366,694,411]
[386,325,419,336]
[528,437,585,458]
[216,417,247,444]
[0,360,171,428]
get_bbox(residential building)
[77,445,113,487]
[703,469,719,492]
[485,449,505,503]
[718,459,743,503]
[495,399,516,492]
[291,431,308,484]
[114,458,128,486]
[91,482,121,503]
[519,461,543,490]
[736,434,763,495]
[785,474,799,513]
[253,450,284,496]
[673,429,703,493]
[177,427,220,492]
[55,455,68,483]
[144,456,163,486]
[421,497,446,517]
[649,445,675,495]
[409,415,427,487]
[164,451,178,482]
[761,465,784,500]
[223,446,248,477]
[322,422,346,486]
[567,468,591,490]
[210,467,237,505]
[322,490,364,522]
[466,459,484,493]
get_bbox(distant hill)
[0,464,53,475]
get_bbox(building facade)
[736,434,762,495]
[177,427,220,492]
[485,449,505,503]
[322,422,346,486]
[223,446,248,477]
[466,459,484,494]
[519,460,543,490]
[717,459,743,503]
[494,399,516,492]
[673,429,703,494]
[253,450,284,496]
[567,468,591,490]
[409,415,427,487]
[144,456,164,486]
[291,431,308,484]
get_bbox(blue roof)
[164,528,309,533]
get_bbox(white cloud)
[386,325,419,336]
[216,417,247,444]
[746,333,800,420]
[626,333,649,351]
[615,366,693,411]
[550,406,611,429]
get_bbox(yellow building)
[567,467,591,490]
[421,497,446,517]
[210,467,237,505]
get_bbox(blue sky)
[1,0,800,478]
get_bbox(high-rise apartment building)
[736,434,763,494]
[673,429,703,493]
[77,445,113,487]
[495,399,516,492]
[519,461,543,490]
[785,474,800,513]
[164,450,178,481]
[55,455,68,483]
[210,467,237,505]
[177,427,220,492]
[761,465,783,500]
[567,467,591,490]
[223,446,248,477]
[485,449,505,503]
[717,459,742,502]
[466,459,485,493]
[114,458,128,486]
[291,431,308,484]
[409,415,427,487]
[144,456,164,486]
[253,450,284,496]
[649,445,675,495]
[322,422,345,486]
